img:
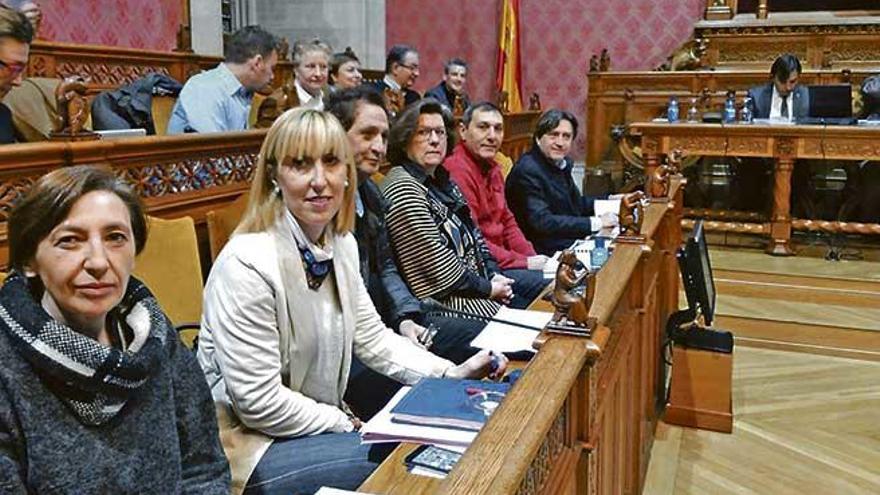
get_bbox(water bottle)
[723,96,736,124]
[667,96,680,123]
[741,97,754,123]
[687,97,699,122]
[590,237,609,270]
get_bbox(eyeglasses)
[415,127,447,140]
[0,59,26,77]
[399,63,420,72]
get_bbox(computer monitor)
[807,84,852,119]
[677,219,716,326]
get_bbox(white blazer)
[197,220,453,492]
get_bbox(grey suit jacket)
[747,82,809,119]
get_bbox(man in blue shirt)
[168,25,278,134]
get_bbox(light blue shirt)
[167,63,253,134]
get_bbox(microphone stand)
[421,298,545,332]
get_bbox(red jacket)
[444,143,536,269]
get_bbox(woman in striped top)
[381,99,516,335]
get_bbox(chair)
[151,95,177,136]
[495,151,514,179]
[133,216,203,348]
[206,192,250,261]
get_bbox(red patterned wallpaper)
[38,0,182,52]
[387,0,705,158]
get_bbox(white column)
[191,0,223,57]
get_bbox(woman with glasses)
[380,99,520,358]
[197,108,505,495]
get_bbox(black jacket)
[505,146,600,255]
[355,177,423,328]
[746,82,809,120]
[424,82,469,111]
[91,73,183,134]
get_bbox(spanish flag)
[496,0,523,112]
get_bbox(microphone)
[421,298,547,332]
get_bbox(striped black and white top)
[381,162,502,319]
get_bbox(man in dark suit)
[737,54,813,215]
[372,44,421,115]
[747,54,809,121]
[425,58,470,113]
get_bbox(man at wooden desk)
[740,54,812,215]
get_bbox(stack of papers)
[469,306,553,353]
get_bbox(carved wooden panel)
[515,407,568,495]
[54,62,172,87]
[0,177,40,223]
[118,152,257,197]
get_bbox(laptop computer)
[797,85,856,125]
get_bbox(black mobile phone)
[404,444,462,474]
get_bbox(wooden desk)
[360,182,683,494]
[632,122,880,255]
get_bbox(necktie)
[781,95,789,119]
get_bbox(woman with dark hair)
[329,48,363,91]
[0,165,230,493]
[196,108,504,495]
[381,98,523,355]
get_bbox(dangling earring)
[344,179,350,188]
[271,179,281,196]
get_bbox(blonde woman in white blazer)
[196,108,506,495]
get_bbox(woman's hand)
[489,274,514,304]
[446,349,509,380]
[399,319,430,349]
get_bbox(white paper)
[360,388,478,448]
[543,239,594,279]
[315,488,375,495]
[593,198,621,218]
[469,306,552,354]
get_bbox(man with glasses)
[372,44,421,112]
[506,109,616,255]
[0,6,32,144]
[168,25,278,134]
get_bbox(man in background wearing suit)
[373,44,421,114]
[738,54,813,216]
[747,54,809,121]
[425,58,470,113]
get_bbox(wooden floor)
[643,346,880,494]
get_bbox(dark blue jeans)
[243,432,394,495]
[503,269,549,309]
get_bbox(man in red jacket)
[444,101,547,307]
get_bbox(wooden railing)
[362,182,682,494]
[0,110,539,269]
[0,130,265,266]
[500,110,541,162]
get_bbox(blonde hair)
[292,38,332,67]
[236,108,356,235]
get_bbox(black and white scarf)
[0,271,169,426]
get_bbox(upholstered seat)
[206,193,250,261]
[133,216,203,348]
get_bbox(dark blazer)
[354,177,423,328]
[371,79,420,107]
[747,82,809,119]
[505,146,602,255]
[425,82,470,111]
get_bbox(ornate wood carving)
[515,409,567,495]
[56,61,172,87]
[717,42,807,63]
